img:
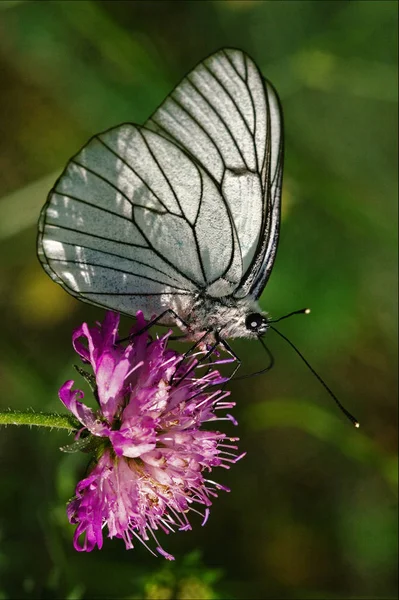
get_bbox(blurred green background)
[0,1,397,599]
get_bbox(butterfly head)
[245,312,269,337]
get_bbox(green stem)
[0,410,78,431]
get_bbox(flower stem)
[0,410,78,431]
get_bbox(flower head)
[60,311,244,558]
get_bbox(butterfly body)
[177,295,267,342]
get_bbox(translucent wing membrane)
[38,48,283,320]
[38,124,242,319]
[147,48,283,299]
[236,79,283,299]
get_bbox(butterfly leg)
[232,337,275,380]
[178,335,241,388]
[119,309,189,343]
[170,331,213,385]
[215,336,242,381]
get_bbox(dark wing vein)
[83,291,194,296]
[47,258,188,291]
[44,222,148,249]
[191,170,208,283]
[204,60,260,174]
[222,49,246,84]
[185,75,250,171]
[70,159,136,211]
[131,209,203,288]
[154,95,225,167]
[203,61,254,139]
[192,158,203,227]
[95,135,178,216]
[54,240,187,286]
[137,129,184,217]
[50,191,162,222]
[260,78,272,193]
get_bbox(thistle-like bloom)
[59,311,244,558]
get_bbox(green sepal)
[73,364,97,393]
[60,433,106,454]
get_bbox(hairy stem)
[0,410,78,431]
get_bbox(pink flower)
[59,311,244,558]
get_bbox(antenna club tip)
[304,308,311,314]
[354,421,360,429]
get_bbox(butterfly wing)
[146,47,283,300]
[38,48,282,321]
[37,124,242,320]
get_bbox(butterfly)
[37,47,361,427]
[37,48,283,346]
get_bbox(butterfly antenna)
[270,324,360,428]
[269,307,311,323]
[233,336,274,380]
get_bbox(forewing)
[38,124,243,319]
[146,48,283,299]
[237,79,284,299]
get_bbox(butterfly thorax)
[180,295,268,342]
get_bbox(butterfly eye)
[245,313,268,334]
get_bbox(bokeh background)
[0,1,397,599]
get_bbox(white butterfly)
[37,48,283,344]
